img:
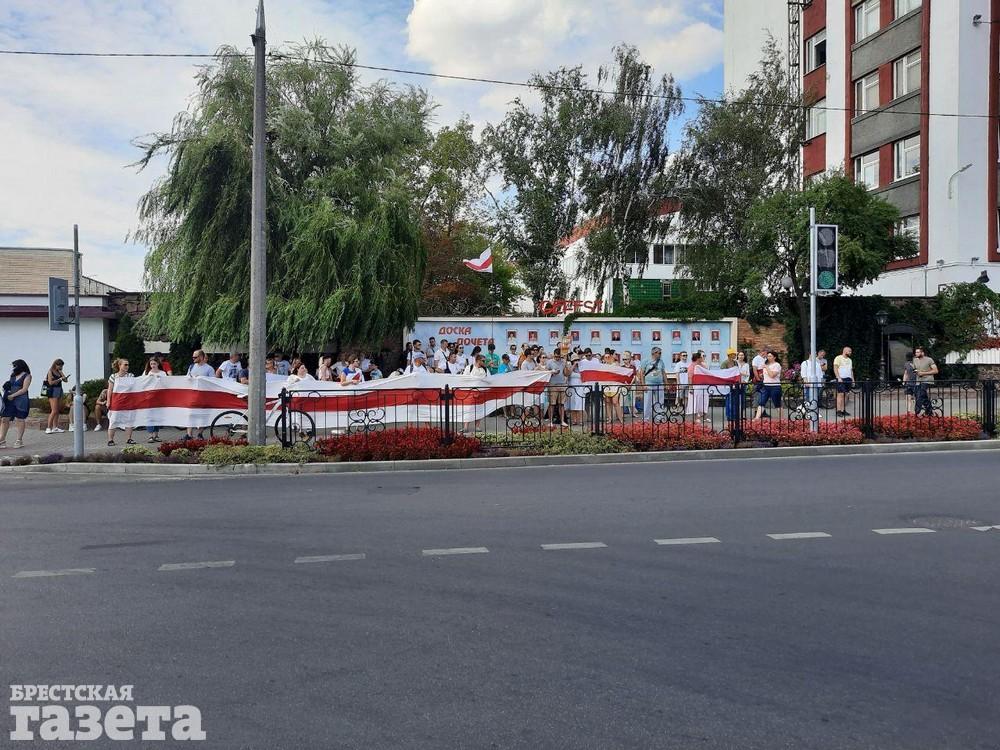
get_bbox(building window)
[854,151,880,189]
[895,0,920,18]
[805,30,827,73]
[855,0,880,42]
[854,72,880,116]
[653,244,685,265]
[661,280,672,300]
[896,215,920,256]
[894,134,920,180]
[628,247,648,265]
[806,100,827,139]
[893,50,920,99]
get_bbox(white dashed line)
[157,560,235,571]
[422,547,489,556]
[541,542,607,551]
[654,537,721,546]
[971,525,1000,532]
[294,553,366,564]
[872,528,936,535]
[767,532,832,540]
[13,568,96,579]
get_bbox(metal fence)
[266,380,998,449]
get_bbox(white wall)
[723,0,787,92]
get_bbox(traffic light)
[48,277,70,331]
[813,224,839,294]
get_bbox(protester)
[275,353,291,376]
[339,356,364,385]
[566,354,586,426]
[484,342,500,374]
[184,350,215,441]
[44,358,70,433]
[520,348,537,372]
[685,352,710,424]
[902,351,917,410]
[545,348,571,426]
[833,346,854,417]
[408,340,424,365]
[92,389,109,432]
[0,359,32,449]
[265,357,277,375]
[369,363,384,380]
[106,358,136,446]
[912,346,938,416]
[602,353,625,425]
[721,348,740,422]
[498,354,512,374]
[754,351,782,420]
[156,353,173,375]
[674,351,690,406]
[216,351,242,379]
[800,353,825,410]
[434,340,450,371]
[144,357,166,442]
[404,353,428,375]
[640,346,667,422]
[67,386,87,432]
[620,351,636,416]
[455,345,468,370]
[316,355,334,381]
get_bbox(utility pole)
[808,206,818,433]
[247,0,267,445]
[72,225,84,458]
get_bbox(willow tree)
[132,42,431,350]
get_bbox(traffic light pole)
[72,225,84,459]
[809,207,818,433]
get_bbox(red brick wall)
[737,319,788,355]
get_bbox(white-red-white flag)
[578,359,635,384]
[689,364,741,385]
[463,247,493,273]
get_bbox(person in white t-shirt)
[754,351,782,420]
[800,354,824,410]
[434,340,450,371]
[674,351,689,406]
[833,346,854,417]
[404,354,428,375]
[185,349,216,441]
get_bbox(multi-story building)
[724,0,1000,297]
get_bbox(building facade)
[0,247,121,384]
[724,0,1000,297]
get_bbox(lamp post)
[875,309,889,383]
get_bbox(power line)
[0,47,995,120]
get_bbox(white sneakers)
[45,427,66,434]
[68,424,88,432]
[93,425,104,432]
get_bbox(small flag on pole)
[463,247,493,273]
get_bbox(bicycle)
[209,396,316,446]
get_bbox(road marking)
[654,537,720,546]
[767,532,831,540]
[872,528,935,535]
[541,542,607,551]
[294,553,366,564]
[157,560,235,571]
[422,547,489,556]
[13,568,96,579]
[971,525,1000,532]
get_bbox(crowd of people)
[0,340,945,449]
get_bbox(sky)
[0,0,725,291]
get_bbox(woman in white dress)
[685,351,709,424]
[566,354,586,426]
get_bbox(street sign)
[813,224,839,294]
[48,277,70,331]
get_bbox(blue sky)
[0,0,724,290]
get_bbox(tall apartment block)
[724,0,999,296]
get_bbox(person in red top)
[156,353,173,375]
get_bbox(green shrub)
[170,448,193,460]
[198,443,315,465]
[534,432,632,456]
[121,444,156,457]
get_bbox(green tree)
[745,174,915,354]
[111,315,146,375]
[132,42,432,351]
[484,66,596,306]
[576,45,684,295]
[671,39,802,317]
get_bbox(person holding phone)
[44,358,70,434]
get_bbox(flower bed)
[607,423,731,451]
[740,420,865,447]
[862,415,983,441]
[313,428,481,462]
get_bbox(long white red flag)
[462,247,493,273]
[689,364,741,385]
[577,359,635,385]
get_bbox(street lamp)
[875,310,889,383]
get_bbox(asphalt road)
[2,451,999,749]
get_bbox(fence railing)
[271,380,998,449]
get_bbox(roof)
[558,200,680,248]
[0,247,123,296]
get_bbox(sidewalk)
[0,423,193,459]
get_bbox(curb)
[2,438,997,477]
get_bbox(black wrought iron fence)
[271,380,998,449]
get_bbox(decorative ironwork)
[347,408,387,434]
